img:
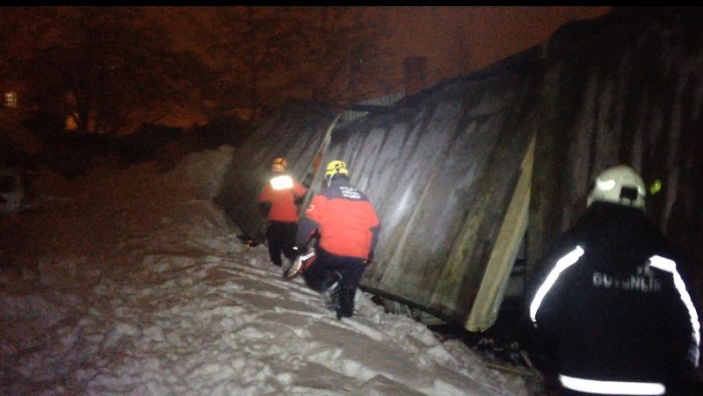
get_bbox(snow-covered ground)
[0,145,542,395]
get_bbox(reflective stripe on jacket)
[530,245,700,393]
[258,174,307,222]
[559,374,665,395]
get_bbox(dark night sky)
[1,6,613,130]
[379,6,611,84]
[154,6,612,94]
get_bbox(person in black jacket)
[526,165,701,396]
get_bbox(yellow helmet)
[272,157,287,172]
[325,160,349,179]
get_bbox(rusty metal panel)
[466,135,535,332]
[325,75,537,323]
[218,73,538,325]
[528,8,703,308]
[221,9,703,329]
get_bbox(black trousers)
[266,221,298,266]
[302,247,366,318]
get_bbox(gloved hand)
[284,246,316,279]
[292,245,315,258]
[300,246,316,264]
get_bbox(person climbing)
[287,160,381,320]
[257,157,308,268]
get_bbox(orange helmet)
[272,157,287,172]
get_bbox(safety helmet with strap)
[324,160,349,183]
[272,157,287,172]
[587,165,646,210]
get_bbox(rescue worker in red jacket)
[287,160,381,319]
[527,165,701,396]
[257,157,308,267]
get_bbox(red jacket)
[258,173,307,222]
[296,177,380,260]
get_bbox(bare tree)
[19,7,215,135]
[204,7,392,120]
[0,7,58,100]
[9,7,392,132]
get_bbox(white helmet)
[587,165,646,210]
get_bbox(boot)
[322,271,342,311]
[336,285,355,319]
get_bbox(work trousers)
[302,247,366,318]
[266,221,298,266]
